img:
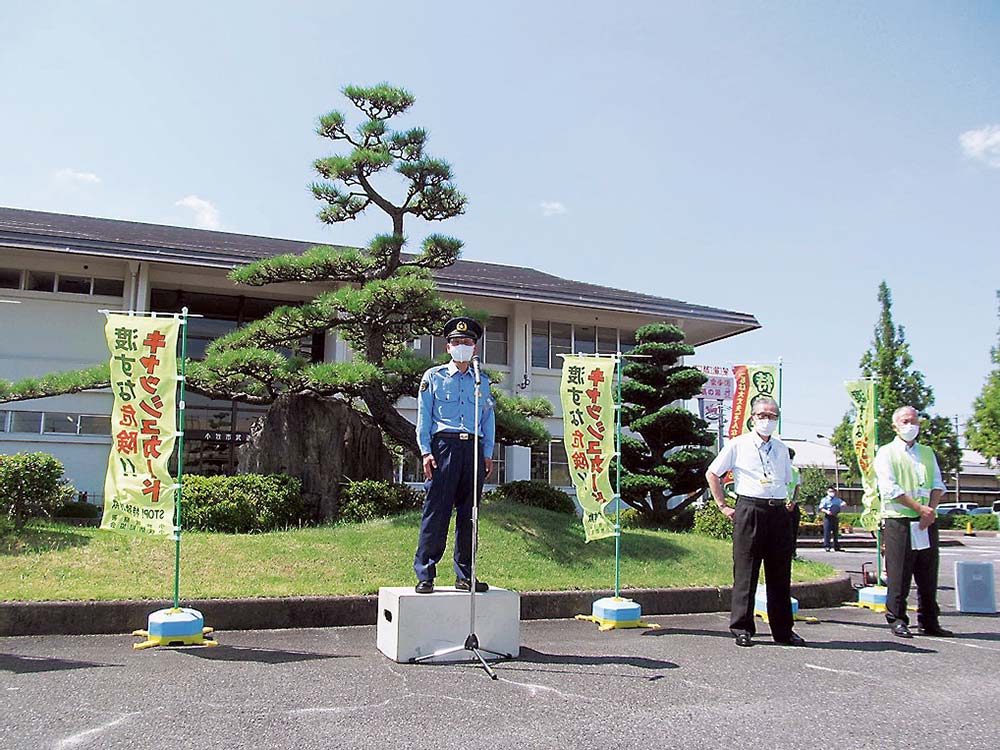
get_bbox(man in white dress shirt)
[706,397,804,647]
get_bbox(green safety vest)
[880,441,938,519]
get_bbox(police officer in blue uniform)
[413,317,496,594]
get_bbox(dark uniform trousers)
[822,514,841,550]
[730,497,795,640]
[413,432,486,583]
[883,517,940,628]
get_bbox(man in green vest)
[873,405,953,638]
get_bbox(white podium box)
[376,586,521,663]
[954,561,997,614]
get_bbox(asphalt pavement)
[2,538,998,750]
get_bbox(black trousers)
[730,497,795,640]
[883,517,940,627]
[822,514,841,550]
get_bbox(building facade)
[0,207,760,501]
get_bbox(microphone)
[472,355,481,385]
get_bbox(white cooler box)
[376,586,520,663]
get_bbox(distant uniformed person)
[413,317,496,594]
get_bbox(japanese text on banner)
[560,356,617,542]
[846,379,880,531]
[101,315,179,536]
[727,364,779,439]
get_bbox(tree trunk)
[237,393,393,521]
[362,385,421,459]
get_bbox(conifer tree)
[831,281,960,482]
[966,291,1000,469]
[618,323,715,525]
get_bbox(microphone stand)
[411,355,511,679]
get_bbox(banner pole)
[873,379,882,585]
[614,353,622,599]
[777,357,783,433]
[173,306,189,610]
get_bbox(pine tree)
[831,281,960,482]
[618,323,715,526]
[0,83,550,460]
[966,291,1000,468]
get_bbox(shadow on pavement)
[0,653,119,674]
[515,647,678,670]
[641,626,734,639]
[785,640,937,654]
[173,645,357,665]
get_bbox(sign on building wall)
[560,355,617,542]
[101,315,179,536]
[694,365,735,401]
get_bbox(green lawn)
[0,502,835,601]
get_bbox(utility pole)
[954,414,962,503]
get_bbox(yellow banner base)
[132,626,217,650]
[131,606,217,649]
[754,609,820,624]
[574,614,661,631]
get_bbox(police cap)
[442,316,483,341]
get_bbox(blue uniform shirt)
[416,362,496,458]
[819,495,846,515]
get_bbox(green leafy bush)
[937,513,999,531]
[182,474,304,533]
[484,480,576,514]
[0,452,75,528]
[55,501,102,519]
[338,480,421,523]
[693,502,732,540]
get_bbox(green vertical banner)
[102,315,180,536]
[846,379,880,531]
[727,364,779,438]
[561,355,617,542]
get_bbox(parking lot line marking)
[56,712,139,749]
[805,664,863,676]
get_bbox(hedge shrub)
[0,452,75,528]
[693,502,732,540]
[937,513,999,531]
[182,474,304,533]
[483,480,576,514]
[338,480,421,523]
[55,501,102,519]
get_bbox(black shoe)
[775,632,806,646]
[918,625,954,637]
[415,580,434,594]
[891,621,912,639]
[455,578,489,592]
[735,633,753,647]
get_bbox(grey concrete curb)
[0,574,853,637]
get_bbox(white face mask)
[449,344,474,363]
[754,418,777,437]
[898,423,919,442]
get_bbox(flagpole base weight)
[575,596,660,631]
[753,585,818,623]
[132,607,217,649]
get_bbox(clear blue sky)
[2,2,998,441]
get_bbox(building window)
[0,268,21,289]
[78,415,111,435]
[43,412,80,434]
[531,321,550,368]
[57,275,92,294]
[0,268,124,297]
[531,440,571,487]
[531,322,636,369]
[484,316,509,366]
[26,271,56,292]
[0,410,8,431]
[10,411,43,433]
[489,443,507,484]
